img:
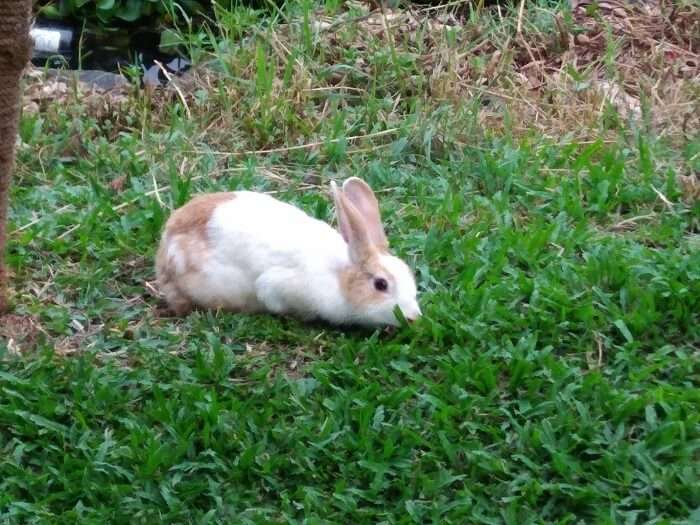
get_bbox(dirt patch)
[0,314,43,355]
[678,174,700,203]
[54,328,98,356]
[570,0,698,77]
[22,66,130,117]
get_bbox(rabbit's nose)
[405,311,421,323]
[404,303,422,323]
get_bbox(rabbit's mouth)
[393,302,422,325]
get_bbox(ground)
[1,0,699,523]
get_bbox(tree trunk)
[0,1,33,313]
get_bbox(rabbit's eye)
[374,277,389,292]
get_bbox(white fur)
[159,189,421,326]
[380,255,422,320]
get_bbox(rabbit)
[155,177,422,327]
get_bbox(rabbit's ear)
[331,180,374,263]
[341,178,388,251]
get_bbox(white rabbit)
[155,177,422,327]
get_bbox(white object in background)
[30,28,62,53]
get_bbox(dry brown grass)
[0,313,43,355]
[303,0,698,141]
[20,0,699,156]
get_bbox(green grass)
[2,0,700,523]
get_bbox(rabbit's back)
[208,191,347,272]
[156,190,347,314]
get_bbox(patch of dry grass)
[20,0,699,159]
[164,0,697,153]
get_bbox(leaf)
[14,410,68,436]
[116,0,143,21]
[645,404,657,427]
[438,431,457,465]
[159,28,181,53]
[614,319,634,343]
[294,378,319,397]
[405,500,423,522]
[37,4,61,17]
[96,0,115,9]
[372,405,385,431]
[391,137,408,157]
[0,370,31,386]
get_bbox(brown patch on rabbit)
[164,192,235,273]
[339,252,393,308]
[166,192,236,238]
[156,192,235,315]
[155,240,193,315]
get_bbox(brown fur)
[155,192,236,315]
[165,192,235,237]
[333,180,395,308]
[341,178,388,251]
[339,250,394,308]
[155,239,192,315]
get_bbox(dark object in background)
[142,57,191,88]
[29,17,190,87]
[34,0,278,25]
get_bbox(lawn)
[2,0,699,523]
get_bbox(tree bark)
[0,1,33,313]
